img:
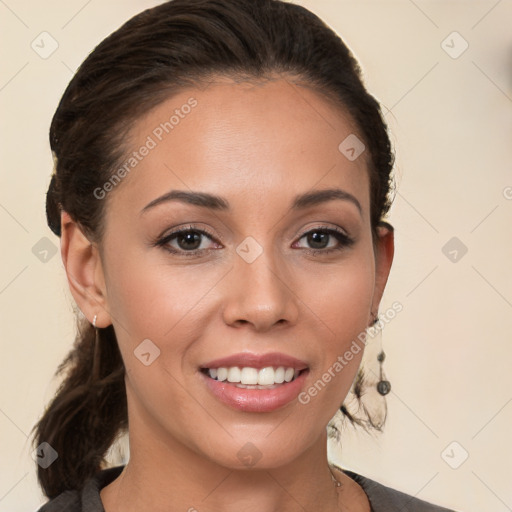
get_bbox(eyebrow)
[140,187,362,216]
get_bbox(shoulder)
[341,468,459,512]
[36,490,80,512]
[35,465,125,512]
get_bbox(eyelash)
[153,224,354,258]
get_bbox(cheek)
[305,252,376,342]
[104,245,218,337]
[105,259,205,422]
[103,249,230,389]
[304,250,375,395]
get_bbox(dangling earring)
[333,310,391,432]
[92,314,97,328]
[371,311,391,396]
[376,350,391,396]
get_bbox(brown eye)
[306,231,331,249]
[294,227,354,254]
[174,230,203,251]
[155,226,220,256]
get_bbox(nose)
[221,245,299,332]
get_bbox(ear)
[60,210,112,328]
[370,222,395,318]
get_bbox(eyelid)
[156,223,222,244]
[296,224,350,239]
[154,222,354,257]
[157,223,350,244]
[293,225,354,253]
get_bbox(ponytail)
[31,318,127,499]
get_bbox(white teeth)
[274,367,285,383]
[227,367,241,382]
[206,365,302,385]
[257,367,274,386]
[216,367,228,381]
[241,367,259,385]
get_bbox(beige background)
[1,1,511,511]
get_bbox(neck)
[105,443,340,512]
[100,384,370,512]
[101,424,340,512]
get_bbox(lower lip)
[201,370,309,412]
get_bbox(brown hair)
[33,0,395,499]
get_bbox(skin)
[61,77,394,512]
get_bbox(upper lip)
[200,352,309,370]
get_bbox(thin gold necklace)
[328,464,343,511]
[112,464,345,511]
[329,464,343,489]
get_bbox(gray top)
[37,464,458,511]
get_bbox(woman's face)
[89,77,393,469]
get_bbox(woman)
[32,0,457,510]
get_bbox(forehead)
[106,77,370,220]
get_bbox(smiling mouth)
[200,366,308,389]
